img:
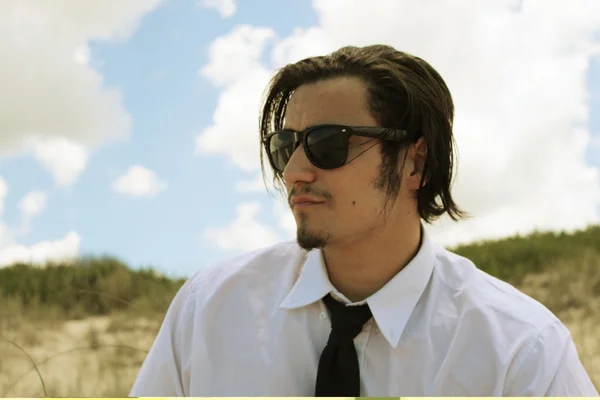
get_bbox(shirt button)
[319,312,327,320]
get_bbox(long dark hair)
[259,44,468,223]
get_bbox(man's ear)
[408,137,427,187]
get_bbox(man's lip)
[290,197,326,206]
[292,201,324,209]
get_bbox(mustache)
[288,186,333,205]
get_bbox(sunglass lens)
[306,126,349,169]
[268,132,296,172]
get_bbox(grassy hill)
[0,255,185,321]
[0,224,599,396]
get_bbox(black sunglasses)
[262,124,417,173]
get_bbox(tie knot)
[322,294,373,345]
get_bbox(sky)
[0,0,599,278]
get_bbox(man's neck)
[322,219,422,302]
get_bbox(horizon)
[4,222,599,280]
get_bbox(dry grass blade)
[76,288,147,314]
[1,335,47,397]
[2,343,149,397]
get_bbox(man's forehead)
[288,76,367,103]
[283,78,372,131]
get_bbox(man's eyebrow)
[281,124,319,132]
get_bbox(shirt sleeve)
[544,334,599,396]
[504,319,598,396]
[129,275,197,397]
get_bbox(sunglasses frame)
[261,124,416,173]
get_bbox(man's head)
[259,45,467,250]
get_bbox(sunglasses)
[262,124,416,173]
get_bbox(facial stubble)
[295,210,331,250]
[293,148,405,251]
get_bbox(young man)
[129,45,598,396]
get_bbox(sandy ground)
[1,315,159,397]
[1,310,598,397]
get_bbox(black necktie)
[315,293,373,396]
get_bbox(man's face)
[282,76,408,250]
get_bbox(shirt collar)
[280,224,436,349]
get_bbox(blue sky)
[1,0,599,278]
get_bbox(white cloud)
[0,178,79,267]
[0,231,81,268]
[198,0,236,18]
[0,181,82,269]
[112,165,168,197]
[0,177,80,267]
[197,0,600,250]
[0,1,163,267]
[203,202,280,251]
[17,190,47,234]
[196,26,276,172]
[270,26,333,67]
[73,44,91,65]
[0,0,164,158]
[18,191,47,219]
[32,137,88,187]
[199,25,275,87]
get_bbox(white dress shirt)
[129,227,598,396]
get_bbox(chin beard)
[296,226,330,250]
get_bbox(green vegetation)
[0,224,598,319]
[0,224,599,396]
[0,255,185,320]
[451,224,600,286]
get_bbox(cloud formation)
[31,137,88,187]
[17,190,47,234]
[198,0,236,18]
[112,165,168,197]
[0,231,81,268]
[0,0,164,156]
[0,177,80,267]
[197,0,600,251]
[196,25,276,172]
[203,202,280,251]
[0,0,164,266]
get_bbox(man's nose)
[282,142,317,187]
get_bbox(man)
[129,45,598,396]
